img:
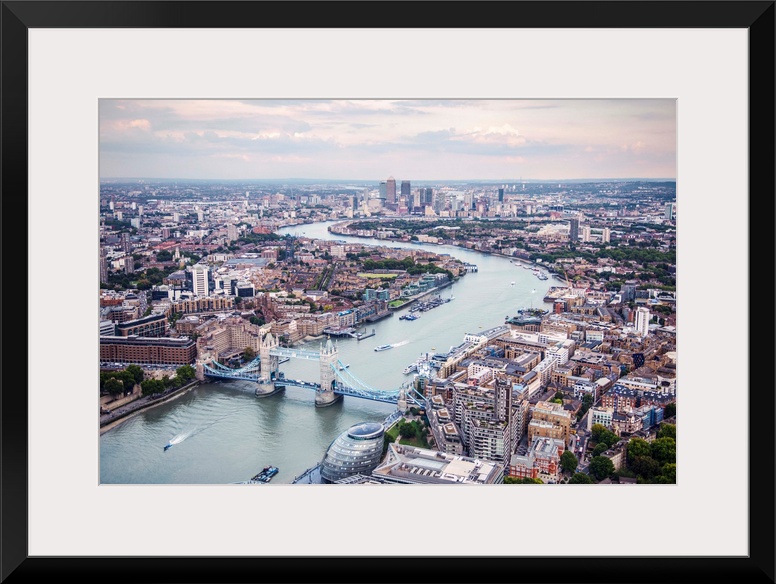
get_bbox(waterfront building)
[100,320,116,336]
[100,335,197,366]
[195,315,267,362]
[320,422,386,483]
[116,313,168,338]
[372,443,504,484]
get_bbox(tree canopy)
[560,450,578,473]
[569,473,593,484]
[589,456,615,481]
[627,437,652,461]
[650,437,676,465]
[657,423,676,441]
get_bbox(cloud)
[108,118,151,132]
[212,153,251,162]
[99,99,676,180]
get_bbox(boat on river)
[250,465,279,483]
[374,344,393,352]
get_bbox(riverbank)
[388,279,455,312]
[99,380,201,435]
[326,220,569,290]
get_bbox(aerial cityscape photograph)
[98,98,677,487]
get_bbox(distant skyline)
[99,99,676,181]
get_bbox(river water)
[99,220,563,484]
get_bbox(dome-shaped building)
[320,422,386,483]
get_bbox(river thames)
[99,220,564,484]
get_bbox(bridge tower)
[397,387,408,413]
[256,332,281,397]
[315,338,342,407]
[195,350,215,381]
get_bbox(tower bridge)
[199,333,426,410]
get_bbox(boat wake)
[392,340,410,348]
[164,409,239,450]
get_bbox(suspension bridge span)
[198,333,426,410]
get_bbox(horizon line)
[100,177,677,183]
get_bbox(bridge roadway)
[201,353,426,408]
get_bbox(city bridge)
[198,333,426,410]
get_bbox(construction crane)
[560,264,572,291]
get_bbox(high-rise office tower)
[386,177,397,205]
[379,182,387,202]
[622,280,638,302]
[498,188,504,203]
[99,246,108,284]
[569,217,579,242]
[121,232,131,254]
[664,202,676,221]
[285,237,294,261]
[433,192,445,214]
[401,180,411,201]
[635,307,651,337]
[190,265,210,297]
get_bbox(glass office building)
[320,422,386,483]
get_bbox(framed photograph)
[4,1,773,582]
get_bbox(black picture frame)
[2,2,773,583]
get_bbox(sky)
[99,99,676,181]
